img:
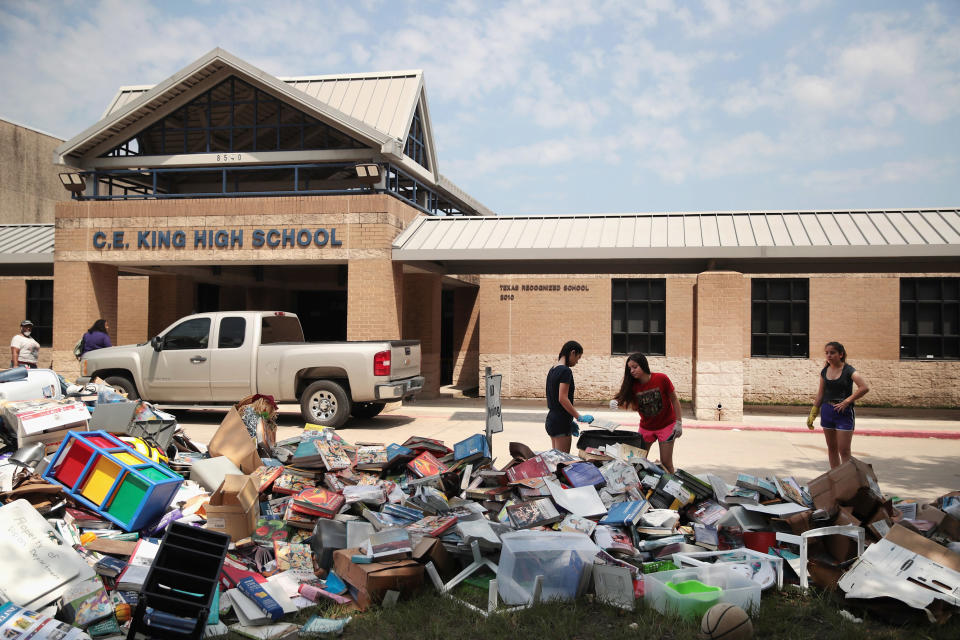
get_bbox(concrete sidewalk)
[172,397,960,505]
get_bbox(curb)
[668,423,960,440]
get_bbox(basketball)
[699,603,753,640]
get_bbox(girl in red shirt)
[613,352,683,473]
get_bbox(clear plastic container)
[496,531,600,605]
[644,564,760,619]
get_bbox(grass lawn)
[215,583,960,639]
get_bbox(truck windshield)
[261,315,304,344]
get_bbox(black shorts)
[545,413,575,437]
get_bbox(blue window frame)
[404,107,427,169]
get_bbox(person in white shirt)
[10,319,40,368]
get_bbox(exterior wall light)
[58,172,86,193]
[354,163,381,184]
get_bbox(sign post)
[484,366,503,453]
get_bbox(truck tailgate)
[389,341,421,380]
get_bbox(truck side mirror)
[150,336,164,352]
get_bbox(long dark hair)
[614,352,650,410]
[557,340,583,366]
[825,341,847,363]
[88,319,108,334]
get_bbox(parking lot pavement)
[171,398,960,504]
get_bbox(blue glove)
[578,414,594,424]
[570,421,580,437]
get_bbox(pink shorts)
[640,422,678,445]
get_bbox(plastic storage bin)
[644,564,760,619]
[129,522,230,640]
[497,531,600,605]
[43,430,182,532]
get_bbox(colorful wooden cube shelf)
[43,430,182,532]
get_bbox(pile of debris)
[0,377,958,639]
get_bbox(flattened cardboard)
[332,547,424,610]
[206,474,259,541]
[838,524,960,619]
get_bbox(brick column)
[693,271,746,420]
[402,273,442,398]
[347,257,402,341]
[53,262,118,376]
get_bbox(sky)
[1,0,958,215]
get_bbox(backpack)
[73,336,84,360]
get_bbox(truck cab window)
[218,317,246,349]
[163,318,211,350]
[261,315,304,344]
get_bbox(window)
[218,317,246,349]
[261,315,304,344]
[101,76,366,157]
[751,278,808,357]
[26,280,53,347]
[404,107,427,169]
[611,279,665,355]
[162,318,210,350]
[900,277,959,359]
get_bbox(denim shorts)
[821,403,855,431]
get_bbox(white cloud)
[799,158,957,192]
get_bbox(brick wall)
[52,262,117,376]
[117,276,149,346]
[402,273,441,397]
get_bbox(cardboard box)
[863,500,895,541]
[839,524,960,621]
[808,457,882,518]
[208,407,263,475]
[332,547,424,610]
[205,475,258,541]
[826,507,861,562]
[411,536,456,581]
[917,505,960,542]
[2,398,89,448]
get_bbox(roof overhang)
[392,209,960,274]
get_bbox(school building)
[2,49,958,418]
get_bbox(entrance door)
[296,290,347,341]
[440,289,454,385]
[142,316,212,402]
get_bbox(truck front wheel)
[300,380,350,428]
[104,375,139,400]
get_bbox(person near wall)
[807,341,870,469]
[80,319,113,356]
[545,340,593,453]
[10,320,40,369]
[613,352,683,473]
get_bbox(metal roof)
[0,224,55,263]
[99,70,425,145]
[393,209,960,263]
[56,48,392,164]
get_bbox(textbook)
[562,462,606,488]
[60,575,114,628]
[735,473,778,500]
[599,499,650,527]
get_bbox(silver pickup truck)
[80,311,423,427]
